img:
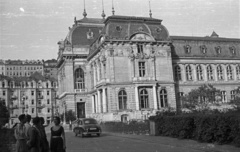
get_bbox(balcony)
[38,95,44,99]
[10,105,18,109]
[11,95,17,100]
[38,104,45,109]
[74,89,87,93]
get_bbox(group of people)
[14,114,66,152]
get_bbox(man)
[27,117,41,152]
[15,114,27,152]
[25,114,32,140]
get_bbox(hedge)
[149,113,240,146]
[100,120,150,135]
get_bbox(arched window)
[2,82,5,88]
[139,89,149,109]
[174,66,181,81]
[159,89,168,108]
[46,82,49,88]
[236,65,240,80]
[75,68,85,89]
[226,65,233,80]
[196,65,203,81]
[217,65,224,80]
[186,65,192,81]
[207,65,214,80]
[118,90,127,110]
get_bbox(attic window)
[200,45,207,54]
[229,46,236,55]
[156,27,162,33]
[215,46,221,54]
[184,45,191,54]
[87,29,94,39]
[116,26,122,32]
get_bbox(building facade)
[43,59,58,79]
[0,72,58,127]
[57,14,240,122]
[3,60,44,77]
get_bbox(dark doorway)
[77,102,85,118]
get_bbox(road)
[47,131,239,152]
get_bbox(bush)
[151,112,240,147]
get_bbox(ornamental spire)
[112,0,115,15]
[101,0,106,19]
[83,0,87,18]
[149,0,152,18]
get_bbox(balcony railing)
[10,105,18,109]
[74,89,87,93]
[11,95,17,100]
[38,95,44,99]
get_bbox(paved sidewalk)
[104,132,239,152]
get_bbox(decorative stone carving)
[87,29,94,39]
[128,47,135,61]
[200,45,207,54]
[215,46,221,54]
[135,52,149,60]
[184,45,191,54]
[138,27,144,32]
[229,46,236,55]
[100,55,106,62]
[150,47,156,61]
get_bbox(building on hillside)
[43,59,58,79]
[56,12,240,122]
[3,60,44,77]
[0,72,58,127]
[0,60,5,75]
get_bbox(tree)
[60,110,76,124]
[182,84,222,111]
[229,86,240,109]
[0,102,9,128]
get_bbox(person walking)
[50,116,66,152]
[39,117,49,152]
[27,117,41,152]
[14,114,27,152]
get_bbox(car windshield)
[83,119,97,124]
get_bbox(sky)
[0,0,239,60]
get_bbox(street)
[47,131,239,152]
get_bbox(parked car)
[73,118,102,137]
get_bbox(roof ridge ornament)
[83,0,87,18]
[112,0,115,15]
[149,0,152,18]
[102,0,106,19]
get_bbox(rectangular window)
[48,108,50,113]
[230,90,236,100]
[137,44,143,53]
[221,91,227,102]
[47,91,49,95]
[3,91,6,96]
[32,99,34,105]
[31,91,34,96]
[47,99,50,104]
[32,108,34,113]
[139,62,145,77]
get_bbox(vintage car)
[73,118,102,137]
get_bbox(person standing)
[27,117,41,152]
[50,116,66,152]
[25,114,32,140]
[14,114,27,152]
[39,117,49,152]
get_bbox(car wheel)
[97,133,100,137]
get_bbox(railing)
[74,89,87,93]
[38,95,44,99]
[11,95,17,100]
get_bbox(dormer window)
[229,46,236,55]
[87,29,94,39]
[215,46,221,54]
[184,45,191,54]
[116,26,122,32]
[200,45,207,54]
[137,44,143,54]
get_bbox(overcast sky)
[0,0,239,60]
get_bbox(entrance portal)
[77,102,85,118]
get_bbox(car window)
[83,119,97,124]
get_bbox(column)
[97,90,101,113]
[91,95,95,113]
[203,64,208,81]
[223,64,228,81]
[102,88,106,112]
[153,85,158,109]
[213,64,218,81]
[93,65,96,86]
[94,94,98,113]
[135,86,139,110]
[181,64,186,82]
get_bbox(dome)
[101,15,170,42]
[66,18,105,46]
